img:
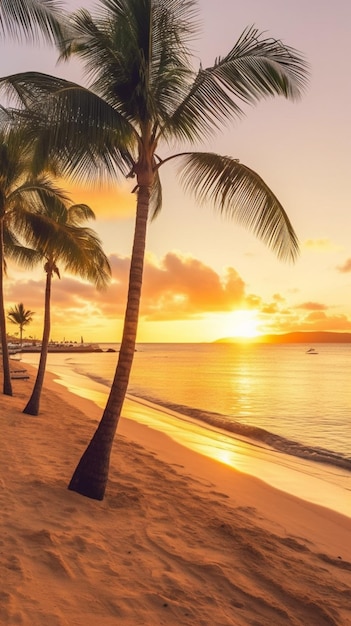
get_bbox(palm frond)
[169,26,309,142]
[149,170,162,221]
[7,177,71,216]
[50,223,111,289]
[178,152,299,262]
[10,196,111,290]
[3,227,42,268]
[8,208,65,252]
[149,0,199,122]
[66,204,97,225]
[0,0,68,46]
[0,105,20,131]
[0,126,38,194]
[59,0,197,127]
[0,72,72,109]
[0,72,136,180]
[4,243,41,268]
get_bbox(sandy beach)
[1,363,351,626]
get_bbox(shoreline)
[19,343,351,472]
[35,358,351,519]
[37,361,351,537]
[122,393,351,515]
[1,362,351,624]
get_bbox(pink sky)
[2,0,351,342]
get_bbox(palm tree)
[23,198,111,416]
[0,0,67,45]
[0,0,309,498]
[0,123,73,395]
[7,302,34,348]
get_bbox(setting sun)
[229,310,261,339]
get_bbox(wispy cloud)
[336,258,351,273]
[295,301,328,311]
[302,311,351,330]
[303,238,341,252]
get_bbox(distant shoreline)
[216,331,351,344]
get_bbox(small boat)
[306,347,318,354]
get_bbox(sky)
[2,0,351,343]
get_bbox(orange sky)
[3,0,351,343]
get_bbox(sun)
[229,310,261,339]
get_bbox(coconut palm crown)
[22,198,111,416]
[0,123,77,396]
[0,0,309,498]
[7,302,34,348]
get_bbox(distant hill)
[216,331,351,344]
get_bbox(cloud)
[336,258,351,273]
[4,252,249,332]
[303,238,340,252]
[295,301,328,311]
[263,306,351,334]
[273,293,285,303]
[6,249,351,341]
[257,294,351,335]
[302,312,351,330]
[245,294,262,309]
[140,252,246,320]
[261,302,279,314]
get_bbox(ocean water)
[21,342,351,474]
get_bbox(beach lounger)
[11,371,29,380]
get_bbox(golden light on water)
[211,447,239,467]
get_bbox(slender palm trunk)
[0,218,12,396]
[23,269,51,415]
[68,184,151,500]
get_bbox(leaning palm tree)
[22,198,111,416]
[0,0,308,498]
[7,302,34,349]
[0,123,73,395]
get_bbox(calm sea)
[20,342,351,474]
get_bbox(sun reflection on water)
[209,447,239,467]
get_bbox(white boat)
[306,348,318,354]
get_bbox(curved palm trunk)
[68,184,151,500]
[23,268,52,415]
[0,219,12,396]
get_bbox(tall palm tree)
[0,0,309,498]
[7,302,34,348]
[0,0,67,45]
[23,198,111,416]
[0,123,72,395]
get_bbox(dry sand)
[1,363,351,625]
